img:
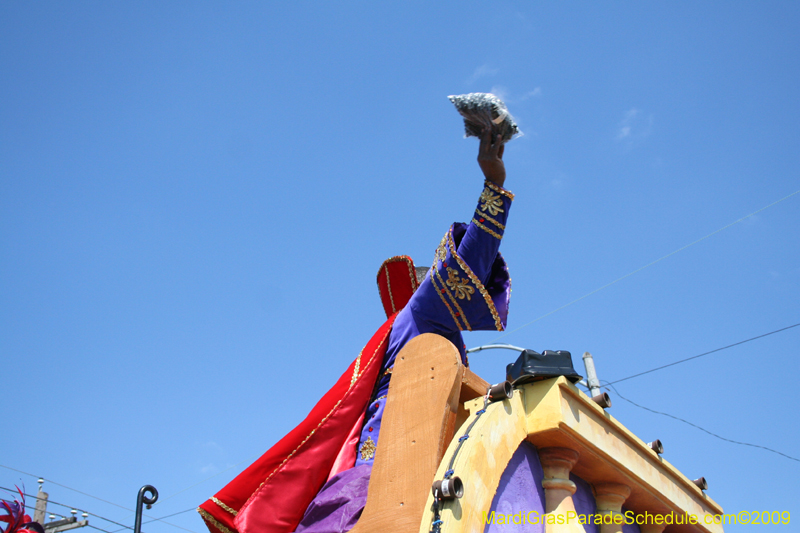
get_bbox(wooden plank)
[351,333,465,533]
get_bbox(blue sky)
[2,2,798,532]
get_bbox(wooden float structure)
[350,333,724,533]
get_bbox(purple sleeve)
[455,181,513,285]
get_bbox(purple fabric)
[355,183,513,468]
[298,182,515,532]
[485,442,546,533]
[570,474,598,533]
[478,443,641,533]
[487,251,511,327]
[293,464,372,533]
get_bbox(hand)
[477,128,506,187]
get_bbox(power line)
[143,509,194,522]
[2,490,116,533]
[6,500,67,520]
[0,487,132,531]
[0,466,132,512]
[107,510,198,533]
[86,526,114,533]
[492,187,800,342]
[0,473,197,533]
[602,382,800,463]
[108,509,196,533]
[132,517,196,533]
[604,322,800,386]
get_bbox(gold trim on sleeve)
[430,262,469,331]
[474,209,506,230]
[438,265,472,330]
[445,267,475,300]
[471,218,503,240]
[484,180,515,200]
[211,498,238,516]
[446,228,504,331]
[479,187,505,216]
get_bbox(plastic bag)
[448,93,521,143]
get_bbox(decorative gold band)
[471,218,502,240]
[474,209,506,230]
[484,180,514,200]
[211,498,237,516]
[197,508,236,533]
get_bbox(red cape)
[198,314,397,533]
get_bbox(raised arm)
[477,128,506,188]
[455,129,513,286]
[404,129,513,338]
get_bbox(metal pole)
[465,344,526,354]
[582,351,602,397]
[134,486,158,533]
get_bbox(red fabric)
[376,256,417,318]
[198,314,397,533]
[327,409,365,482]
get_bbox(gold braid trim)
[383,265,396,314]
[197,508,236,533]
[431,261,471,331]
[243,324,394,505]
[211,498,237,516]
[430,263,464,330]
[474,209,505,230]
[471,218,502,240]
[484,180,514,200]
[446,228,504,331]
[406,257,418,291]
[350,351,362,388]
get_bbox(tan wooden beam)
[351,334,466,533]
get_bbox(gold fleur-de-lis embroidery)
[479,187,504,216]
[446,267,474,300]
[360,437,377,461]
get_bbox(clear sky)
[2,2,798,533]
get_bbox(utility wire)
[7,500,67,520]
[0,487,133,531]
[0,473,197,533]
[111,512,198,533]
[107,510,198,533]
[492,187,800,342]
[107,452,262,533]
[86,525,114,533]
[0,466,132,512]
[4,493,117,533]
[108,509,196,533]
[143,509,194,522]
[604,322,800,386]
[602,382,800,463]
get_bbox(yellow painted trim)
[418,391,528,533]
[523,378,724,532]
[419,377,725,533]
